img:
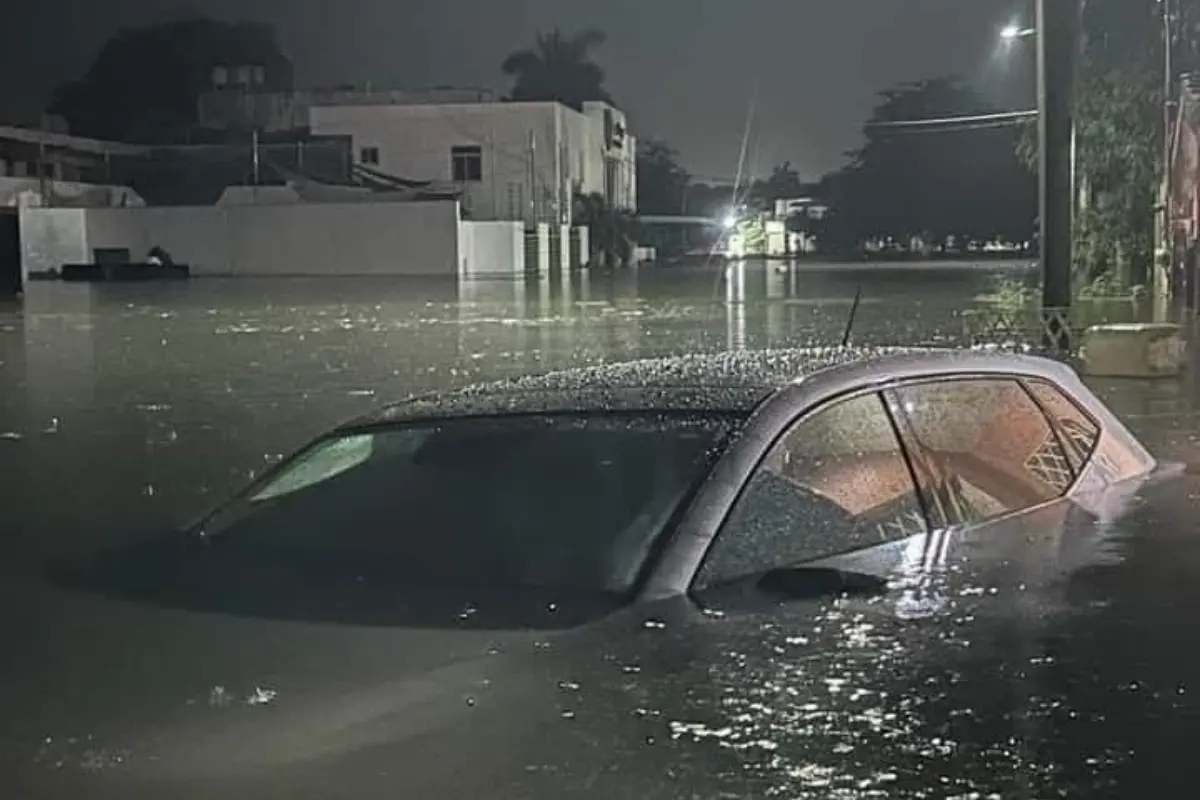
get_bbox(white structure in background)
[774,197,829,221]
[774,197,831,255]
[19,194,526,280]
[309,99,637,225]
[199,86,499,133]
[0,123,145,209]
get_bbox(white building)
[309,99,636,226]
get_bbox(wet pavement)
[0,260,1196,559]
[3,261,1200,798]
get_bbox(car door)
[612,377,1127,797]
[690,388,935,606]
[884,376,1084,591]
[632,388,1036,796]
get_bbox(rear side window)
[695,392,927,589]
[1024,379,1100,474]
[891,379,1073,526]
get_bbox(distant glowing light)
[1000,24,1035,41]
[722,214,738,230]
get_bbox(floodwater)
[0,258,1195,559]
[4,260,1200,799]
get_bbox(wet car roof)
[353,346,1009,426]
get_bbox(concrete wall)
[18,207,87,280]
[310,101,636,224]
[460,221,525,277]
[21,201,468,277]
[0,178,143,209]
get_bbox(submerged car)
[3,347,1195,798]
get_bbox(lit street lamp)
[1000,24,1037,41]
[1000,4,1075,351]
[1000,19,1077,225]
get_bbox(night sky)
[1,0,1033,180]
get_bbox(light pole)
[1000,10,1076,351]
[1036,0,1078,352]
[1161,0,1177,306]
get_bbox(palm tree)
[501,28,612,111]
[574,193,639,268]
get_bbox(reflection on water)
[0,260,1195,561]
[5,262,1200,798]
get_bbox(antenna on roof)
[840,285,863,348]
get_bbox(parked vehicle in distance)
[4,347,1190,799]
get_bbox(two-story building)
[310,99,636,226]
[198,85,637,226]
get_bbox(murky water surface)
[4,262,1200,798]
[0,262,1196,556]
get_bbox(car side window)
[695,392,928,589]
[890,379,1073,527]
[1024,379,1101,474]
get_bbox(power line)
[865,109,1038,130]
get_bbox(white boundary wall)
[19,200,500,278]
[459,221,524,276]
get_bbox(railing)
[955,299,1166,356]
[957,306,1075,354]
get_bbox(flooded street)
[0,259,1197,559]
[5,260,1200,798]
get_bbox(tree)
[574,192,639,267]
[636,139,690,215]
[50,18,291,143]
[1072,0,1165,290]
[501,28,612,110]
[748,162,807,211]
[635,139,691,257]
[1018,0,1200,293]
[822,77,1035,252]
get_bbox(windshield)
[198,411,741,599]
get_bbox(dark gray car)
[3,348,1193,799]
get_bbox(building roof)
[0,124,146,156]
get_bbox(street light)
[999,7,1074,350]
[1001,20,1077,210]
[1001,24,1036,41]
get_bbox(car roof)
[350,346,1049,428]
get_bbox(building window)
[360,147,380,165]
[452,145,483,182]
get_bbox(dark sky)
[1,0,1033,179]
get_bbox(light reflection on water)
[0,260,1194,551]
[0,263,1022,554]
[3,261,1200,796]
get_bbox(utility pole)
[251,128,262,186]
[1162,0,1177,306]
[37,115,50,207]
[527,130,537,226]
[1037,0,1079,352]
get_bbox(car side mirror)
[757,567,889,602]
